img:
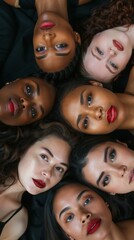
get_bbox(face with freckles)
[53,183,112,240]
[33,12,81,72]
[83,28,132,83]
[0,77,56,126]
[61,83,125,134]
[82,141,134,194]
[18,135,71,195]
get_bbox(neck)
[35,0,68,20]
[104,221,131,240]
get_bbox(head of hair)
[0,121,74,186]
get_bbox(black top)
[0,205,23,235]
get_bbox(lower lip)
[107,106,117,123]
[40,21,55,30]
[113,40,124,51]
[87,219,101,235]
[32,179,46,189]
[8,100,15,114]
[129,169,134,184]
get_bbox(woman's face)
[18,135,71,195]
[82,141,134,194]
[61,84,125,134]
[0,77,55,126]
[83,28,132,83]
[33,12,80,72]
[53,183,112,240]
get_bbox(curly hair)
[0,121,74,187]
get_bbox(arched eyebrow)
[76,89,86,128]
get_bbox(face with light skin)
[82,141,134,194]
[18,135,71,195]
[53,183,112,240]
[33,12,81,72]
[83,28,132,83]
[61,83,125,134]
[0,76,56,126]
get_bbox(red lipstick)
[32,178,46,189]
[129,169,134,184]
[107,106,117,123]
[113,40,124,51]
[8,99,19,115]
[40,21,55,30]
[87,218,101,235]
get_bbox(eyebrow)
[106,65,115,74]
[34,82,45,117]
[76,89,86,128]
[91,50,101,60]
[59,189,89,219]
[35,51,71,60]
[96,146,109,186]
[36,55,47,60]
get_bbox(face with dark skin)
[33,12,81,72]
[0,76,56,126]
[53,183,112,240]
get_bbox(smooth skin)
[53,183,134,240]
[0,76,56,126]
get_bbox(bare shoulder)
[3,0,20,8]
[1,207,28,240]
[117,220,134,240]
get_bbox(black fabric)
[0,205,23,235]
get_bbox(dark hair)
[79,0,134,77]
[0,121,74,186]
[44,176,134,240]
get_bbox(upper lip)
[129,169,134,184]
[113,40,124,51]
[107,106,117,123]
[8,98,21,116]
[87,218,101,235]
[32,178,46,189]
[40,21,55,30]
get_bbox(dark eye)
[31,106,37,118]
[87,95,92,105]
[66,214,74,223]
[26,84,32,96]
[55,43,68,50]
[83,116,88,129]
[102,175,110,187]
[40,154,48,162]
[96,47,104,56]
[36,46,47,53]
[109,61,118,70]
[83,197,91,206]
[109,149,116,162]
[56,166,64,174]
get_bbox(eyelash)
[109,61,118,70]
[25,84,33,97]
[55,43,68,50]
[102,175,110,187]
[31,106,37,118]
[83,116,88,129]
[109,148,116,162]
[40,154,49,162]
[96,47,104,56]
[36,46,47,53]
[55,166,64,174]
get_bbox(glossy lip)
[129,169,134,184]
[32,178,46,189]
[87,218,101,235]
[8,98,20,116]
[40,21,55,30]
[113,40,124,51]
[107,106,117,123]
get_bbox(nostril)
[82,220,85,223]
[20,98,24,103]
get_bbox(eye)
[66,214,74,223]
[102,175,110,187]
[55,43,68,50]
[83,116,88,129]
[31,106,37,118]
[55,166,64,174]
[96,47,104,56]
[40,154,48,162]
[36,46,47,53]
[83,197,91,206]
[87,95,92,105]
[109,61,118,70]
[26,84,33,96]
[109,149,116,162]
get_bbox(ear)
[89,80,103,87]
[116,140,128,148]
[74,32,81,44]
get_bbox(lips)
[129,169,134,184]
[8,98,19,115]
[32,178,46,189]
[107,106,117,123]
[40,21,55,30]
[87,218,101,235]
[113,40,124,51]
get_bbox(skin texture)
[18,135,71,195]
[83,27,133,83]
[53,183,113,240]
[33,12,81,72]
[82,141,134,194]
[0,76,56,126]
[61,83,125,134]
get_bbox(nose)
[109,47,117,56]
[110,164,127,177]
[41,168,52,179]
[43,32,56,42]
[20,98,29,109]
[86,106,103,120]
[81,212,91,224]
